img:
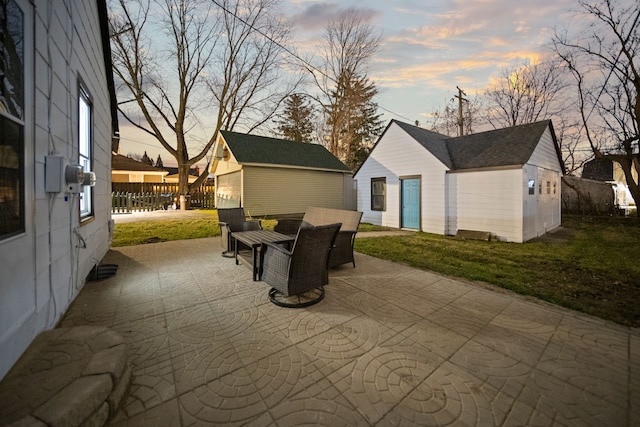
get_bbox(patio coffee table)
[233,230,295,281]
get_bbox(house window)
[528,179,535,195]
[546,181,551,195]
[538,181,542,195]
[0,0,25,240]
[78,84,93,219]
[371,177,386,211]
[553,181,557,195]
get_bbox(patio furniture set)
[217,207,363,308]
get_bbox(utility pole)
[454,86,468,136]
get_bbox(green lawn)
[112,212,639,326]
[111,211,220,246]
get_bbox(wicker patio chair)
[327,216,362,268]
[302,207,363,268]
[273,218,303,237]
[260,223,341,308]
[218,207,262,257]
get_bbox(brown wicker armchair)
[218,208,262,257]
[259,223,341,307]
[275,207,363,268]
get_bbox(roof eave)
[546,120,566,175]
[241,163,351,173]
[446,164,525,173]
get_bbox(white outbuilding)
[354,120,565,242]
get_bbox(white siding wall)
[243,167,346,216]
[213,145,243,209]
[524,126,563,240]
[528,127,562,171]
[522,165,561,241]
[213,153,242,175]
[355,123,449,233]
[448,169,525,242]
[1,0,113,379]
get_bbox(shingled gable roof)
[445,120,556,170]
[219,130,350,172]
[381,119,559,172]
[112,153,166,172]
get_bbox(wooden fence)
[111,191,216,212]
[112,182,215,194]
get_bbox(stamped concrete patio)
[61,237,639,426]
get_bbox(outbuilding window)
[371,177,386,211]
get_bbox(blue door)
[401,178,420,229]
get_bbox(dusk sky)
[118,0,585,165]
[284,0,580,124]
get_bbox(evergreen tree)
[326,74,383,170]
[155,154,164,169]
[140,151,153,166]
[275,94,315,142]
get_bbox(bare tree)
[109,0,296,207]
[313,9,383,167]
[206,0,300,135]
[427,93,483,137]
[485,60,568,129]
[553,0,640,215]
[481,59,592,173]
[552,116,588,175]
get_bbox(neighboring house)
[355,120,564,243]
[0,0,118,378]
[582,157,638,213]
[163,165,200,184]
[111,153,168,183]
[209,131,353,216]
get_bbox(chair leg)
[221,235,235,258]
[268,287,325,308]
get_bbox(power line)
[208,0,415,123]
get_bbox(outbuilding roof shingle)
[445,120,552,170]
[389,119,557,171]
[219,130,350,172]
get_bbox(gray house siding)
[1,0,115,379]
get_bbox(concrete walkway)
[61,237,638,426]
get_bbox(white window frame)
[78,84,92,219]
